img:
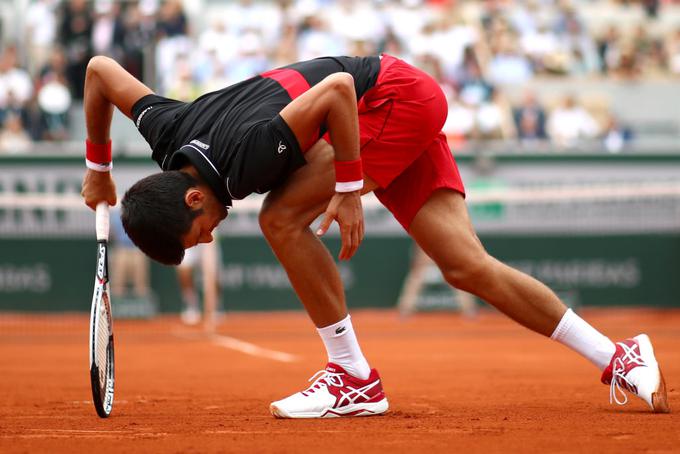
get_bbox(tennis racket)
[89,202,115,418]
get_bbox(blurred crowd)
[2,0,680,154]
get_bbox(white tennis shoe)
[270,363,389,418]
[601,334,670,413]
[180,306,201,325]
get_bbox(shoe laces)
[609,342,647,406]
[305,370,344,394]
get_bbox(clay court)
[1,307,678,453]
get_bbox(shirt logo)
[190,139,210,150]
[135,106,153,129]
[277,141,287,154]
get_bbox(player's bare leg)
[260,141,387,418]
[409,189,669,412]
[409,189,567,336]
[200,240,221,333]
[260,141,378,327]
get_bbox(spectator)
[597,25,622,75]
[223,0,283,48]
[91,1,125,59]
[520,21,561,74]
[0,47,33,134]
[487,32,533,85]
[36,48,72,141]
[0,113,32,154]
[272,21,300,66]
[197,20,237,73]
[513,89,547,143]
[110,210,151,302]
[557,6,599,75]
[155,0,192,95]
[24,0,58,76]
[0,46,33,113]
[475,87,510,140]
[666,27,680,75]
[119,3,156,81]
[458,61,493,107]
[642,0,660,19]
[479,0,507,34]
[451,46,482,86]
[442,90,475,144]
[384,0,435,50]
[297,16,346,61]
[615,43,641,80]
[324,0,385,50]
[602,115,634,153]
[166,55,201,101]
[547,94,600,148]
[58,0,93,99]
[224,29,270,85]
[156,0,188,39]
[177,241,223,332]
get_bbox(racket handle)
[95,202,110,241]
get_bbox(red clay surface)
[1,308,679,453]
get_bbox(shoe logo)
[335,326,346,335]
[334,379,381,408]
[277,141,287,154]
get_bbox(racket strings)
[96,296,111,388]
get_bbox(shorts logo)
[277,141,287,154]
[135,106,153,129]
[190,139,210,150]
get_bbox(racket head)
[89,204,114,418]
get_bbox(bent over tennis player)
[81,54,669,417]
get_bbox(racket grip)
[95,202,110,241]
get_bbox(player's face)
[181,188,229,249]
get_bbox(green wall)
[1,233,679,313]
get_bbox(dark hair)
[121,171,200,265]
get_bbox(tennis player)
[81,54,669,417]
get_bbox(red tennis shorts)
[358,54,465,230]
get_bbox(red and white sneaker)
[601,334,670,413]
[270,363,389,418]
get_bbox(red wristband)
[334,159,363,192]
[86,139,112,172]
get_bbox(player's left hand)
[316,190,364,260]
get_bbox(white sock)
[182,289,198,309]
[317,314,371,380]
[550,308,616,371]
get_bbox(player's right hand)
[316,189,364,260]
[81,169,117,210]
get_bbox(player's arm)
[278,73,364,260]
[81,56,154,210]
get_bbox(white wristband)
[335,180,363,193]
[86,159,113,172]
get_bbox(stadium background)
[1,0,679,313]
[2,1,680,453]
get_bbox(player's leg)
[131,248,150,297]
[259,141,350,328]
[410,190,570,335]
[409,189,669,412]
[260,140,388,418]
[200,240,221,333]
[109,247,128,298]
[177,247,200,325]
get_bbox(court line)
[173,331,300,363]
